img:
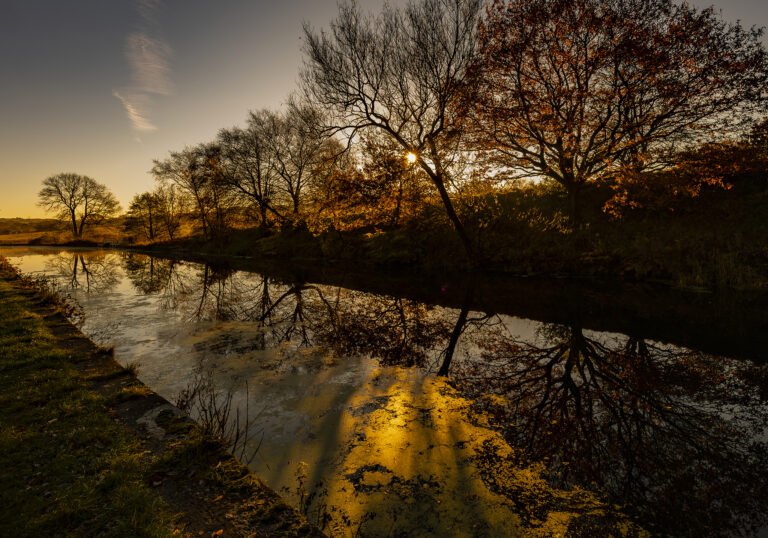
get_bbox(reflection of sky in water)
[3,246,768,537]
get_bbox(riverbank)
[0,259,321,537]
[3,177,768,292]
[132,177,768,291]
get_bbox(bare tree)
[126,192,159,240]
[302,0,484,258]
[155,182,185,240]
[152,149,210,236]
[38,173,121,238]
[196,143,240,237]
[217,111,283,227]
[262,102,332,220]
[151,145,238,239]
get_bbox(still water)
[3,247,768,537]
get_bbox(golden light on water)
[406,152,417,164]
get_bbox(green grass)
[0,262,322,537]
[0,278,178,537]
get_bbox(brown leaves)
[604,136,768,216]
[457,0,768,221]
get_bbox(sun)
[406,152,417,164]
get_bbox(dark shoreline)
[3,241,767,363]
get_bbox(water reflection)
[45,251,121,293]
[121,253,768,536]
[123,254,178,295]
[457,321,768,535]
[4,247,768,536]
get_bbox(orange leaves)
[604,136,768,217]
[458,0,767,223]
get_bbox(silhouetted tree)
[151,144,238,239]
[262,102,333,220]
[302,0,484,259]
[38,173,121,237]
[217,111,283,227]
[152,148,211,237]
[154,182,185,240]
[197,143,240,237]
[126,192,159,240]
[462,0,768,225]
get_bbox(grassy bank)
[0,260,320,537]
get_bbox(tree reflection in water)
[123,253,178,295]
[454,320,768,536]
[46,251,121,293]
[119,254,768,535]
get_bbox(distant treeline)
[123,0,767,247]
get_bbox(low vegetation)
[0,218,125,246]
[0,264,178,536]
[133,153,768,291]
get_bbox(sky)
[0,0,766,218]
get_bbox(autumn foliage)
[313,134,429,231]
[461,0,767,223]
[606,137,768,215]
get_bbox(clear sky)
[1,0,766,218]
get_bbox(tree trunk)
[79,256,91,292]
[431,173,475,262]
[70,211,78,237]
[391,181,403,227]
[200,212,209,239]
[148,206,154,240]
[568,183,581,230]
[437,282,474,377]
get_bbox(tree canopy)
[302,0,484,257]
[461,0,768,223]
[38,173,121,238]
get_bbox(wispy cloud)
[112,90,157,132]
[136,0,162,25]
[113,1,172,137]
[126,33,173,95]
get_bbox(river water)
[3,246,767,537]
